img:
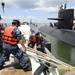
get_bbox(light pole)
[1,2,5,14]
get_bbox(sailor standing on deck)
[0,20,32,71]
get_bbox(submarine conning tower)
[57,9,74,29]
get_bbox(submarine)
[39,3,75,47]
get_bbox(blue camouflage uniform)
[28,35,46,53]
[0,25,5,55]
[0,27,31,70]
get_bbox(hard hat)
[12,20,20,26]
[23,20,27,25]
[24,20,26,23]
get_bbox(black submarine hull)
[39,26,75,47]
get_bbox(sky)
[0,0,75,24]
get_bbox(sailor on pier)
[0,20,31,71]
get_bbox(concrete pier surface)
[0,68,32,75]
[0,54,32,75]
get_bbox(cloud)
[0,0,74,13]
[32,6,58,13]
[27,16,39,20]
[0,0,75,23]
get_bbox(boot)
[0,65,3,70]
[23,66,32,71]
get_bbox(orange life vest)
[31,35,41,43]
[2,26,19,44]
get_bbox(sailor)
[0,23,5,56]
[59,4,63,10]
[0,20,32,71]
[18,20,31,48]
[73,20,75,30]
[28,31,46,53]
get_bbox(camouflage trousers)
[0,42,31,69]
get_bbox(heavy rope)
[26,47,75,71]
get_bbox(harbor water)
[30,23,75,66]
